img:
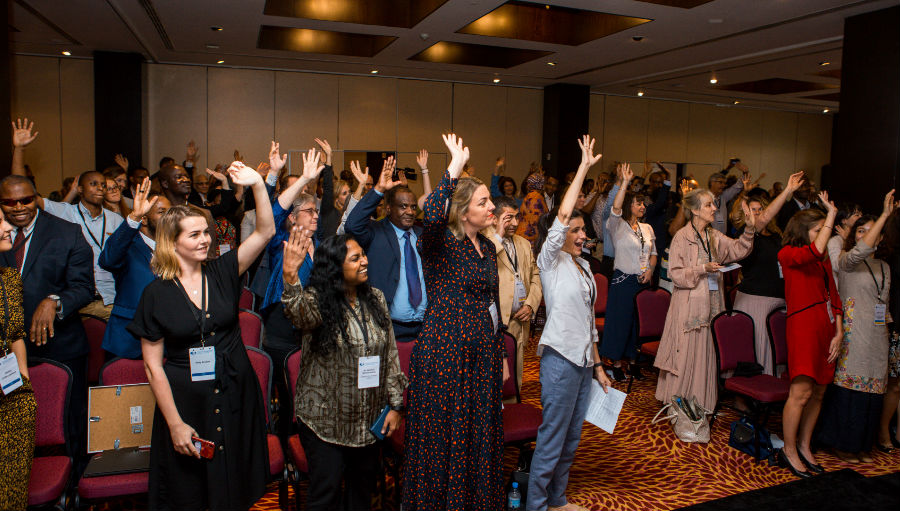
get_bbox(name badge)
[189,346,216,382]
[489,303,499,334]
[826,304,835,324]
[875,303,887,326]
[511,279,527,314]
[358,356,380,389]
[219,244,232,254]
[0,352,23,395]
[707,274,719,291]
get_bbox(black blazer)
[0,211,95,361]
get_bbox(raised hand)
[314,138,333,165]
[577,135,602,169]
[494,156,505,175]
[619,162,634,183]
[375,155,401,193]
[442,133,470,178]
[12,118,38,147]
[114,153,129,171]
[129,177,159,222]
[818,190,837,214]
[269,141,288,173]
[882,189,896,218]
[233,149,243,162]
[680,179,691,197]
[283,226,313,278]
[416,149,429,170]
[741,171,752,190]
[206,167,228,184]
[300,148,324,181]
[186,140,199,162]
[226,161,263,187]
[740,198,758,232]
[785,171,805,192]
[350,160,369,184]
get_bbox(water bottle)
[508,482,522,510]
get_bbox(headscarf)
[525,173,545,193]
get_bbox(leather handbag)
[651,395,712,443]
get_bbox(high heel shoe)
[796,450,825,474]
[611,366,627,382]
[777,450,813,479]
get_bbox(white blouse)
[606,211,657,275]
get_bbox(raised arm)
[610,163,632,216]
[862,189,896,250]
[558,134,601,224]
[280,227,323,331]
[755,171,804,230]
[349,159,369,201]
[11,118,38,176]
[230,161,276,275]
[814,191,839,255]
[417,149,432,210]
[100,178,157,272]
[277,148,325,210]
[421,134,468,254]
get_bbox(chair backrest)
[593,273,609,316]
[635,288,671,339]
[82,316,107,384]
[239,309,263,348]
[284,348,302,406]
[29,359,72,449]
[727,286,739,311]
[246,347,273,426]
[99,358,149,385]
[767,307,788,366]
[396,340,415,406]
[711,310,756,373]
[239,287,255,311]
[502,332,519,401]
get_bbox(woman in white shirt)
[599,164,657,381]
[527,135,611,511]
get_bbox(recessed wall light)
[493,78,501,83]
[370,69,379,74]
[217,60,225,64]
[547,62,556,66]
[210,26,223,32]
[637,91,644,97]
[819,61,830,66]
[823,109,830,113]
[61,51,71,56]
[733,100,740,105]
[709,77,718,84]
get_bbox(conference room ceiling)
[8,0,900,114]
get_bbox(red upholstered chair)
[75,358,150,508]
[711,310,790,460]
[246,346,288,510]
[239,287,255,311]
[502,332,543,449]
[593,273,609,337]
[239,309,264,348]
[766,307,789,379]
[629,288,671,392]
[81,315,107,384]
[283,348,310,510]
[27,358,74,511]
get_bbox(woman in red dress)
[778,192,842,479]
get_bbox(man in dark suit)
[99,184,171,359]
[0,175,95,459]
[345,165,427,343]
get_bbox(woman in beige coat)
[654,188,757,411]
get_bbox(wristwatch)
[47,294,62,311]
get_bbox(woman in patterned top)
[516,172,548,246]
[0,208,36,511]
[403,133,510,511]
[281,229,406,511]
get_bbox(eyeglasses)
[296,207,319,216]
[0,195,37,207]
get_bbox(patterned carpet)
[248,333,900,511]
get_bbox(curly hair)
[307,234,391,355]
[534,207,585,258]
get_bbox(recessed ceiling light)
[547,62,556,66]
[819,61,830,66]
[493,78,501,83]
[206,44,220,49]
[210,26,223,32]
[733,100,740,105]
[217,60,225,64]
[709,77,718,84]
[370,69,379,74]
[61,51,71,56]
[823,109,830,113]
[637,91,644,97]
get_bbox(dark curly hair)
[307,234,391,355]
[534,207,586,257]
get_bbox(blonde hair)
[682,188,718,259]
[448,177,486,240]
[151,205,208,280]
[731,195,782,236]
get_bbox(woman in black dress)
[128,161,276,511]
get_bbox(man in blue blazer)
[345,166,427,343]
[0,175,95,459]
[99,184,171,359]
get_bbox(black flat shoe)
[876,443,895,453]
[627,366,645,381]
[797,450,825,474]
[611,366,627,382]
[777,450,813,479]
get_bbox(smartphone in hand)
[191,436,215,459]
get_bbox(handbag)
[507,448,533,507]
[728,417,776,463]
[651,395,712,443]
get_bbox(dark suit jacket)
[345,188,422,309]
[98,220,155,358]
[0,211,95,361]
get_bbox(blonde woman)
[403,134,510,511]
[655,188,757,411]
[127,160,275,511]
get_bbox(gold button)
[218,445,224,451]
[210,331,215,336]
[206,313,210,318]
[215,408,220,414]
[217,426,222,432]
[214,388,220,394]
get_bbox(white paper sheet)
[718,263,742,272]
[584,380,627,434]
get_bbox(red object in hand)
[191,436,215,459]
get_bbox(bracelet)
[420,168,429,175]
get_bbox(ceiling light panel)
[263,0,449,29]
[409,41,552,68]
[258,25,397,57]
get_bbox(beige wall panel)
[145,64,208,170]
[59,59,95,177]
[686,103,728,167]
[10,56,62,194]
[723,108,764,177]
[505,88,543,185]
[589,94,605,157]
[451,83,507,177]
[796,114,832,185]
[274,71,339,174]
[760,110,799,184]
[397,80,452,155]
[208,68,274,169]
[601,96,649,173]
[647,100,689,163]
[339,76,397,151]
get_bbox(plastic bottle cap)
[512,482,518,488]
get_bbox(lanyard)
[77,206,107,250]
[820,261,833,306]
[692,223,711,260]
[347,299,370,355]
[573,259,596,307]
[632,222,647,257]
[0,279,9,353]
[173,271,208,346]
[863,259,886,299]
[504,239,519,274]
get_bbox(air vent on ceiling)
[138,0,173,51]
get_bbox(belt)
[391,319,423,328]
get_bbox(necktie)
[12,229,27,272]
[403,231,422,308]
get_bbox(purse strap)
[651,403,677,425]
